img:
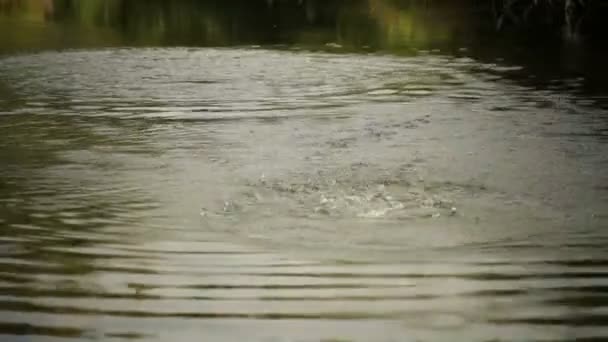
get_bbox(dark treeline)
[2,0,608,45]
[488,0,608,40]
[1,0,608,74]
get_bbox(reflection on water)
[1,2,608,342]
[2,0,608,94]
[1,47,607,342]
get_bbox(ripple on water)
[0,47,607,341]
[0,48,498,120]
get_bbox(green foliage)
[0,0,606,52]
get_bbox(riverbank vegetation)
[489,0,607,39]
[1,0,607,51]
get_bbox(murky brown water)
[2,2,608,342]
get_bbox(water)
[1,2,608,342]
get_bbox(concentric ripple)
[0,48,607,341]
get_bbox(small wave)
[201,165,465,223]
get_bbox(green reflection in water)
[0,0,491,52]
[1,0,606,54]
[1,0,608,97]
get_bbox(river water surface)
[1,2,608,342]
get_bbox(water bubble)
[223,200,239,213]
